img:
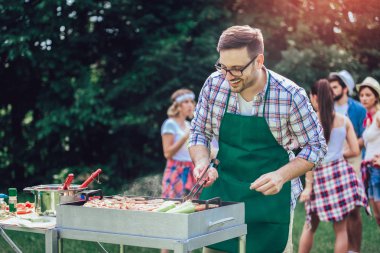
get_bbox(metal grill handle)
[208,217,235,230]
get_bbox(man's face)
[218,47,258,93]
[329,80,346,101]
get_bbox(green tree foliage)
[0,0,379,192]
[0,0,233,191]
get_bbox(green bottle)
[8,188,17,213]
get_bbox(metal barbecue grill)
[56,196,247,252]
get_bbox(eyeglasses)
[215,55,258,77]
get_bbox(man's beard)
[333,91,344,101]
[230,75,256,93]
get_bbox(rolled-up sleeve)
[289,87,327,166]
[189,77,213,148]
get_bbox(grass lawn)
[292,205,379,253]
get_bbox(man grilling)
[189,25,327,253]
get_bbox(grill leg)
[239,235,246,253]
[58,238,63,253]
[173,244,190,253]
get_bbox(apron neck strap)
[225,87,232,114]
[224,70,271,115]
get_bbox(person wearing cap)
[328,70,367,253]
[357,76,380,227]
[189,25,327,253]
[328,70,367,172]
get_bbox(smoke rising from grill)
[122,174,162,197]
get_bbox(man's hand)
[249,171,285,195]
[193,164,219,187]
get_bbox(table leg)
[119,244,124,253]
[239,235,246,253]
[0,226,22,253]
[45,229,58,253]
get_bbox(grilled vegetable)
[152,201,177,212]
[166,201,195,214]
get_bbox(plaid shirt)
[189,68,327,208]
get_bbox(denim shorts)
[368,167,380,201]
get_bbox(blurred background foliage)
[0,0,379,193]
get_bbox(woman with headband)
[161,89,196,199]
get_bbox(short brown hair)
[217,25,264,58]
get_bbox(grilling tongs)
[183,158,219,202]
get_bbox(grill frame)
[56,196,247,252]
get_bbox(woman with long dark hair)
[298,79,369,253]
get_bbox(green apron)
[201,73,291,253]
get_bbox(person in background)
[328,70,366,253]
[189,25,327,253]
[329,70,367,175]
[298,79,369,253]
[161,89,196,253]
[357,76,380,227]
[161,89,196,199]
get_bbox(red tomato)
[25,201,33,208]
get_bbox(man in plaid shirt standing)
[189,25,327,253]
